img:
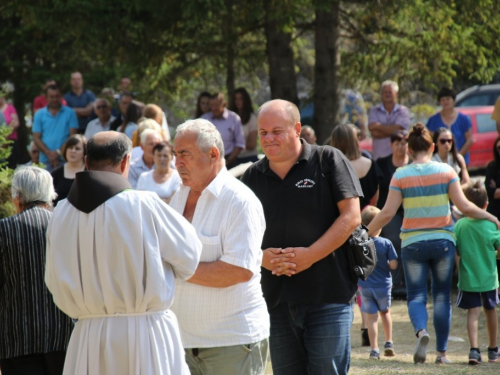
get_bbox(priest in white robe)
[45,131,202,375]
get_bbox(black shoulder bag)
[319,146,377,282]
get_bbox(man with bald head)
[241,99,363,375]
[45,131,202,375]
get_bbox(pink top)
[1,103,18,140]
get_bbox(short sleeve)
[491,223,500,249]
[6,104,17,116]
[447,168,459,185]
[459,113,472,133]
[69,109,79,129]
[492,97,500,122]
[387,240,398,260]
[220,195,265,275]
[389,175,401,192]
[397,106,410,129]
[425,113,442,132]
[326,147,364,203]
[33,111,42,133]
[368,106,378,124]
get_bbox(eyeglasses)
[96,105,108,110]
[439,139,453,145]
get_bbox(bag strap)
[318,146,340,218]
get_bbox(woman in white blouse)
[230,87,258,166]
[137,141,181,203]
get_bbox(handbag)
[318,146,378,282]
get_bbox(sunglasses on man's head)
[439,139,453,145]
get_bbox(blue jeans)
[402,239,456,352]
[269,302,353,375]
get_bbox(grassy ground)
[266,290,500,374]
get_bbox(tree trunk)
[314,1,341,144]
[264,0,299,105]
[225,0,235,101]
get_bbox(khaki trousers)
[185,338,269,375]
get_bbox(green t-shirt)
[454,218,500,292]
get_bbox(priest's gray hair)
[87,132,132,168]
[11,166,57,206]
[381,80,399,93]
[176,119,225,157]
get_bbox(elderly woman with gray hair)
[0,166,73,375]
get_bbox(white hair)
[140,128,162,144]
[381,80,399,93]
[175,119,225,156]
[11,166,57,206]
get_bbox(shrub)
[0,125,15,218]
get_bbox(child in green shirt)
[455,180,500,365]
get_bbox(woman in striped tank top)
[367,123,500,365]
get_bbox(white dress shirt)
[170,167,270,348]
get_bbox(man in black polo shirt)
[241,99,363,375]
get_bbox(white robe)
[45,190,202,375]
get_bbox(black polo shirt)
[241,141,363,310]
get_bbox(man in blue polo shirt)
[64,72,95,133]
[33,85,79,171]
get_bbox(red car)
[359,106,497,170]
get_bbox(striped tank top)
[389,161,459,247]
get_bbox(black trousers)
[0,351,66,375]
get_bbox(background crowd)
[2,73,500,375]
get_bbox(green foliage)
[0,125,15,219]
[0,0,499,130]
[339,0,500,93]
[0,126,13,167]
[0,168,15,219]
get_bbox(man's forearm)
[74,106,92,117]
[187,260,252,287]
[33,134,51,155]
[373,124,406,137]
[459,139,473,156]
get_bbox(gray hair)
[86,133,132,168]
[381,80,399,93]
[94,98,110,108]
[140,128,162,145]
[11,166,57,206]
[175,119,225,156]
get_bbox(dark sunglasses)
[96,105,108,110]
[439,139,453,145]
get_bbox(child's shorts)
[360,287,391,314]
[456,289,499,310]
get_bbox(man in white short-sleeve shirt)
[170,119,269,375]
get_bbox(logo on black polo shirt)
[295,178,315,188]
